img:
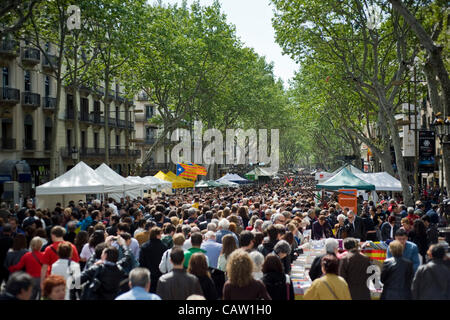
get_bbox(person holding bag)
[79,235,132,300]
[8,237,44,300]
[304,254,352,300]
[51,242,81,300]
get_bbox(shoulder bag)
[80,265,102,300]
[322,280,340,300]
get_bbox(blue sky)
[158,0,299,86]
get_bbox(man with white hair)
[200,231,222,268]
[206,222,217,232]
[272,213,287,225]
[308,238,339,281]
[215,219,238,245]
[252,219,264,234]
[249,251,265,280]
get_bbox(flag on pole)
[176,162,207,181]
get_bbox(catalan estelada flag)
[176,162,207,181]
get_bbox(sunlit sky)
[155,0,299,87]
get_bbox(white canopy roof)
[217,173,248,182]
[354,172,402,192]
[142,176,173,189]
[36,161,122,195]
[126,176,172,190]
[215,179,239,187]
[95,164,144,200]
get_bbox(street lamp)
[430,112,450,198]
[71,147,79,162]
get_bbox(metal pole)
[414,65,419,201]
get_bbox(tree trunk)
[72,45,80,164]
[49,17,66,179]
[378,94,414,205]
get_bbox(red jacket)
[41,241,80,275]
[9,250,44,278]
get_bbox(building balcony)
[66,108,75,120]
[42,97,57,112]
[0,87,20,106]
[106,117,117,127]
[79,112,91,122]
[21,47,40,65]
[0,138,16,150]
[42,54,58,71]
[22,92,41,109]
[91,114,105,126]
[61,147,106,159]
[23,139,36,151]
[117,119,126,129]
[145,137,156,145]
[92,86,104,98]
[137,93,149,101]
[128,121,135,130]
[0,39,19,61]
[116,93,126,104]
[79,85,91,97]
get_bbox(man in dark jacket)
[257,225,280,256]
[139,227,167,293]
[338,238,371,300]
[79,235,132,300]
[156,247,203,300]
[380,240,414,300]
[380,215,399,241]
[311,215,333,240]
[421,215,439,245]
[412,244,450,300]
[344,210,366,241]
[0,272,33,300]
[0,224,14,286]
[309,238,339,281]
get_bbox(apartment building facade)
[0,38,140,195]
[133,92,173,175]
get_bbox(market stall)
[95,163,144,201]
[35,161,123,208]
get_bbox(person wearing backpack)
[79,235,132,300]
[40,226,80,290]
[51,242,81,300]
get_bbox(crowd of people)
[0,176,448,300]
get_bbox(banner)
[418,130,435,173]
[338,189,358,213]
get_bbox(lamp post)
[431,113,450,199]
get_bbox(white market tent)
[215,178,239,188]
[142,176,173,190]
[217,173,249,184]
[95,164,144,201]
[354,172,402,192]
[126,176,173,193]
[35,161,123,208]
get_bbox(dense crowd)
[0,177,449,300]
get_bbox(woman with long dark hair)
[217,234,238,272]
[79,230,105,265]
[409,219,429,263]
[187,253,218,300]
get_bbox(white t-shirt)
[80,243,95,261]
[51,259,81,300]
[182,239,192,251]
